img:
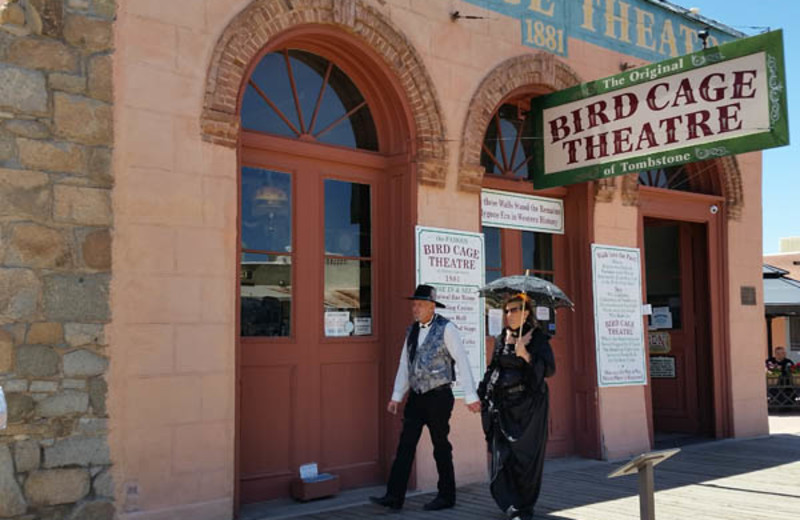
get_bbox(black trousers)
[386,386,455,504]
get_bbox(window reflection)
[324,179,372,336]
[484,227,502,283]
[644,224,683,329]
[241,168,292,254]
[324,180,371,257]
[522,231,553,272]
[240,253,292,337]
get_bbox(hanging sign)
[592,244,647,387]
[531,30,788,189]
[481,189,564,234]
[416,226,485,396]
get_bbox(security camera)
[698,27,711,49]
[709,204,719,214]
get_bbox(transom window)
[481,103,535,180]
[241,49,379,151]
[638,164,719,195]
[638,166,692,192]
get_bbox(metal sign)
[531,30,788,189]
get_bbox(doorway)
[235,43,414,504]
[643,218,714,442]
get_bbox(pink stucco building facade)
[102,1,770,518]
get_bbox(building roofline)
[645,0,748,38]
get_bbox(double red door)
[238,137,387,502]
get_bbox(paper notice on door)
[536,306,550,321]
[324,311,350,337]
[488,308,503,337]
[354,317,372,336]
[651,307,672,329]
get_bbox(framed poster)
[416,226,485,396]
[592,244,647,387]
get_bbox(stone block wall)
[0,1,115,518]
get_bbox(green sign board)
[531,30,789,189]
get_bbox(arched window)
[241,49,379,151]
[480,102,535,179]
[638,164,719,195]
[480,97,554,287]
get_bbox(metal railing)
[767,377,800,411]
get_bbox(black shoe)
[423,496,455,511]
[369,495,403,510]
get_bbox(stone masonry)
[0,1,115,519]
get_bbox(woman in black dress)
[478,295,555,520]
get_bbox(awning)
[764,274,800,317]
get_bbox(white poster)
[324,311,351,337]
[481,189,564,234]
[591,244,647,387]
[416,226,485,396]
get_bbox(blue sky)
[679,0,800,253]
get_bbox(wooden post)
[638,462,655,520]
[608,448,679,520]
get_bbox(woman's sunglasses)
[504,307,523,314]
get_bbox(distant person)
[478,295,555,520]
[370,285,481,511]
[766,346,795,378]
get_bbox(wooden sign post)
[608,448,680,520]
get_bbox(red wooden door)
[238,138,386,502]
[483,221,575,457]
[645,220,705,434]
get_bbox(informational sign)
[488,308,503,337]
[462,0,739,61]
[353,317,372,336]
[324,311,351,337]
[648,331,671,354]
[532,30,788,188]
[651,306,673,330]
[592,244,647,387]
[481,189,564,234]
[650,356,677,379]
[416,226,485,395]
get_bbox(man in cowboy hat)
[370,284,481,511]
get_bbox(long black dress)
[478,324,555,520]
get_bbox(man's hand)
[387,400,401,415]
[466,401,481,413]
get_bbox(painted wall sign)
[531,30,788,188]
[462,0,739,61]
[592,244,647,387]
[481,189,564,234]
[416,226,486,396]
[650,355,677,379]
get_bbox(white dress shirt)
[391,315,479,404]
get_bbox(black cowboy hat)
[407,284,446,308]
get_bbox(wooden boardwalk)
[248,433,800,520]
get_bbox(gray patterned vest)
[407,314,455,394]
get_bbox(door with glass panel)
[483,227,574,456]
[238,48,385,503]
[645,219,712,436]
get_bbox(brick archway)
[201,0,448,185]
[458,52,582,192]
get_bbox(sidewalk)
[245,420,800,520]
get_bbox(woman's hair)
[504,295,537,329]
